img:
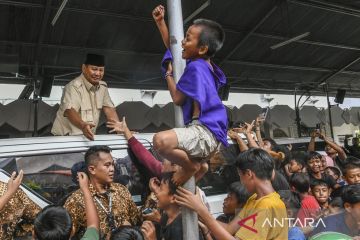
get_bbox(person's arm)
[244,121,259,148]
[255,117,264,148]
[228,130,248,152]
[103,106,119,122]
[152,5,170,49]
[165,62,186,105]
[64,108,95,140]
[107,117,162,178]
[308,130,318,152]
[0,170,23,211]
[175,187,238,240]
[321,133,347,161]
[78,172,99,231]
[199,221,214,240]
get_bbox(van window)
[4,150,147,205]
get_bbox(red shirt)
[296,195,320,227]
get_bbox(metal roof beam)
[225,60,360,75]
[318,56,360,86]
[184,0,211,24]
[0,40,162,57]
[252,33,360,51]
[0,0,153,22]
[219,5,279,65]
[289,0,360,18]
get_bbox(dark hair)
[110,226,144,240]
[235,148,274,180]
[262,138,277,151]
[161,172,177,195]
[278,190,301,216]
[345,156,360,165]
[342,184,360,205]
[289,173,310,193]
[34,205,72,240]
[272,170,290,191]
[310,179,330,189]
[228,182,250,205]
[192,19,225,58]
[329,197,343,208]
[291,151,306,168]
[306,151,322,163]
[325,166,341,177]
[343,161,360,176]
[85,145,112,167]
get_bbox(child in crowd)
[151,5,228,185]
[311,185,360,237]
[289,173,321,227]
[143,172,205,240]
[174,148,288,240]
[216,182,250,223]
[311,179,330,211]
[33,172,99,240]
[306,151,338,189]
[331,161,360,198]
[327,197,343,216]
[278,190,305,240]
[325,166,346,186]
[343,161,360,185]
[285,151,306,178]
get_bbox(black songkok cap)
[84,53,105,67]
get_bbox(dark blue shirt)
[311,212,353,237]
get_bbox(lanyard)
[94,192,112,215]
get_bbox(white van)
[0,134,319,238]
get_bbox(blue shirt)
[310,212,353,237]
[289,227,306,240]
[161,50,228,146]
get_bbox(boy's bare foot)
[173,162,201,186]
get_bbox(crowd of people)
[1,4,360,240]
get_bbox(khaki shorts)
[173,121,219,161]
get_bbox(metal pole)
[325,84,335,140]
[167,1,199,240]
[294,89,302,137]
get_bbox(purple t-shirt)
[162,50,228,146]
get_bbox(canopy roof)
[1,0,360,96]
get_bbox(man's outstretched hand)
[81,122,95,141]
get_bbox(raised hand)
[152,5,165,23]
[7,170,23,196]
[107,117,128,134]
[174,187,204,212]
[141,221,157,240]
[78,172,89,192]
[245,120,255,134]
